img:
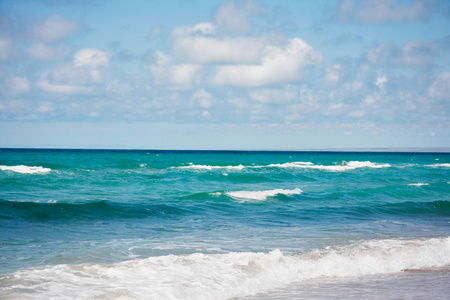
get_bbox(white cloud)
[428,73,450,99]
[0,39,12,61]
[375,76,387,89]
[363,95,375,106]
[1,76,30,97]
[214,0,265,33]
[325,64,341,84]
[148,51,202,89]
[74,48,111,68]
[192,89,214,108]
[338,0,435,23]
[32,15,79,42]
[171,21,283,65]
[27,43,70,61]
[173,34,273,65]
[37,48,111,94]
[37,73,95,95]
[211,38,322,87]
[172,23,217,36]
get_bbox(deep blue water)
[0,149,449,299]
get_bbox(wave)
[0,199,187,221]
[427,163,450,168]
[1,237,449,300]
[0,165,51,174]
[268,161,391,171]
[408,183,430,187]
[176,163,245,171]
[2,198,448,222]
[219,188,303,202]
[174,161,391,172]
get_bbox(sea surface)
[0,149,449,299]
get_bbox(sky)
[0,0,449,150]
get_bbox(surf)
[1,237,449,300]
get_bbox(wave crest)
[2,237,449,300]
[177,163,245,171]
[0,165,51,174]
[223,188,303,201]
[269,161,390,171]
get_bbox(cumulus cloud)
[172,31,277,65]
[32,15,79,42]
[73,48,111,68]
[0,76,31,97]
[27,43,70,61]
[37,48,111,94]
[147,51,202,89]
[211,38,322,87]
[337,0,437,23]
[214,0,265,33]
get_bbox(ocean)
[0,149,449,299]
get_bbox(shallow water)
[1,149,449,299]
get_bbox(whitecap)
[0,165,51,174]
[268,161,390,171]
[427,163,450,168]
[1,237,449,300]
[177,163,245,171]
[408,183,430,187]
[267,162,314,168]
[225,188,303,201]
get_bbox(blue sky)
[0,0,449,149]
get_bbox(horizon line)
[1,147,450,153]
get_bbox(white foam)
[427,163,450,168]
[225,188,303,201]
[177,163,245,171]
[408,183,430,187]
[268,161,390,171]
[0,165,51,174]
[173,161,391,172]
[1,237,449,300]
[267,162,314,168]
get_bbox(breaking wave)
[220,188,303,202]
[0,165,51,174]
[1,237,449,300]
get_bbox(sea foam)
[0,165,51,174]
[269,161,390,171]
[177,163,245,171]
[427,163,450,168]
[224,188,303,201]
[176,161,391,172]
[1,237,449,300]
[408,183,430,187]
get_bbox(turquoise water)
[0,149,449,299]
